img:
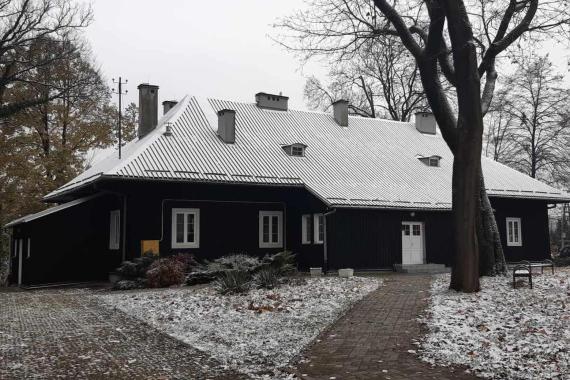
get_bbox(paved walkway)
[296,274,480,380]
[0,289,246,380]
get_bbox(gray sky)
[86,0,322,111]
[85,0,569,113]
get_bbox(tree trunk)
[478,170,507,276]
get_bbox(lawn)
[420,269,570,379]
[99,276,379,379]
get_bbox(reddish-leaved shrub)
[146,257,186,288]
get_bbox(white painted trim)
[109,210,121,250]
[301,214,311,244]
[27,238,31,259]
[401,221,425,265]
[259,211,283,248]
[506,217,522,246]
[171,208,200,249]
[314,214,324,244]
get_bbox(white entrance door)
[402,222,424,265]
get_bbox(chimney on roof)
[333,99,349,127]
[162,100,177,115]
[255,92,288,111]
[415,112,437,135]
[217,109,236,144]
[137,83,159,139]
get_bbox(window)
[428,157,440,167]
[506,217,522,246]
[302,214,312,244]
[291,146,304,156]
[417,155,441,167]
[314,214,325,244]
[109,210,121,250]
[259,211,283,248]
[283,143,306,157]
[172,208,200,248]
[402,224,410,235]
[412,224,421,236]
[27,238,31,259]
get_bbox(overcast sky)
[85,0,324,111]
[85,0,569,113]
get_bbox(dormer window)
[417,155,441,167]
[283,143,307,157]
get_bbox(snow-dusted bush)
[261,251,296,275]
[146,258,186,288]
[214,270,251,294]
[207,253,262,273]
[253,267,279,289]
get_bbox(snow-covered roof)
[44,95,570,209]
[5,195,101,228]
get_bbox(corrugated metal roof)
[44,95,570,208]
[5,194,101,228]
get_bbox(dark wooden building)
[6,86,569,285]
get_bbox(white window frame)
[259,211,283,248]
[301,214,312,244]
[27,238,31,259]
[171,208,200,249]
[314,214,325,244]
[428,157,440,167]
[506,217,522,247]
[109,210,121,250]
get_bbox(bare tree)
[276,0,570,292]
[494,55,570,181]
[0,0,92,120]
[484,88,518,162]
[304,38,427,121]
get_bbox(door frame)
[401,221,426,265]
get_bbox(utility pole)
[112,77,128,159]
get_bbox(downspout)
[323,208,336,274]
[122,195,127,262]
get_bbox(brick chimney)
[137,83,159,139]
[415,112,437,135]
[162,100,177,115]
[217,109,236,143]
[333,99,348,127]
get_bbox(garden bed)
[419,269,570,379]
[99,276,379,378]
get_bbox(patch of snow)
[98,276,379,378]
[419,269,570,379]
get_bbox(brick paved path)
[296,274,480,380]
[0,289,246,380]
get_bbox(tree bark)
[478,170,507,276]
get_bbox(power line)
[112,77,128,159]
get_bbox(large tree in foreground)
[277,0,570,291]
[0,0,92,120]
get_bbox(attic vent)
[417,155,441,167]
[283,143,307,157]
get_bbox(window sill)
[259,243,283,249]
[172,243,199,249]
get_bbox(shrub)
[116,253,157,279]
[554,256,570,267]
[170,253,199,273]
[207,253,262,273]
[146,257,186,288]
[215,270,251,294]
[261,251,296,276]
[254,267,280,289]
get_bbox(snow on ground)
[99,276,379,378]
[420,269,570,379]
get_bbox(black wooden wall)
[9,194,123,285]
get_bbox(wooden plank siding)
[9,194,123,285]
[98,179,328,270]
